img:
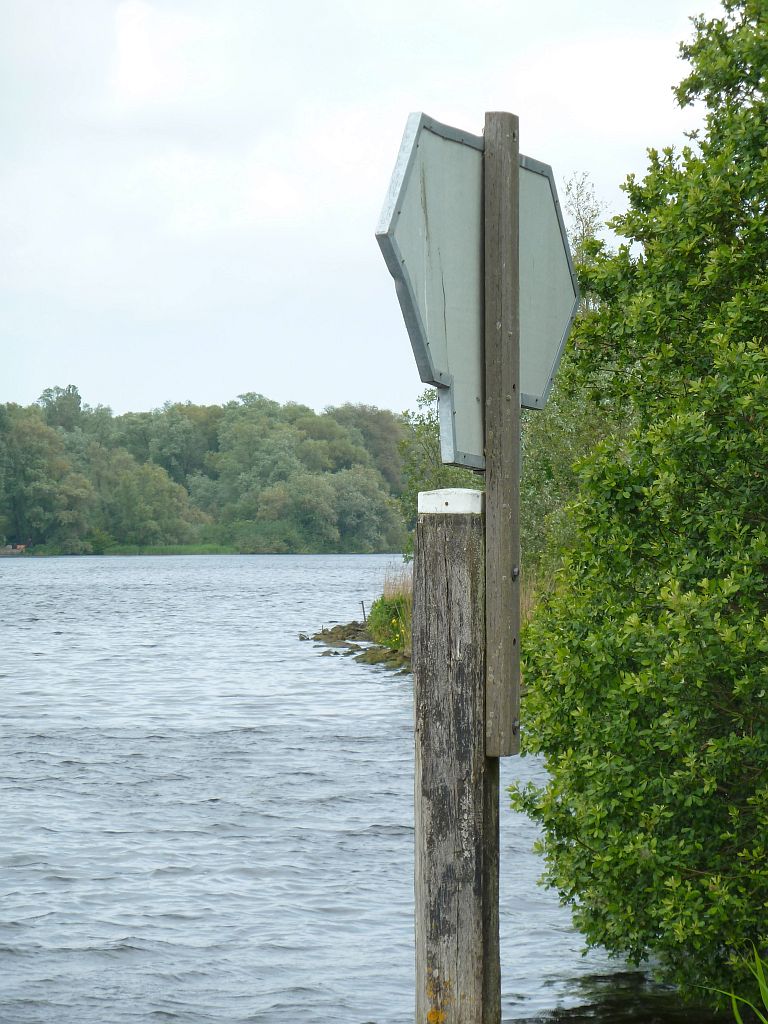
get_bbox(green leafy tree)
[80,402,116,446]
[37,384,83,432]
[291,410,371,474]
[147,404,211,486]
[563,172,607,314]
[519,356,625,582]
[517,171,625,583]
[0,405,9,543]
[329,465,405,552]
[510,0,768,1006]
[0,405,96,551]
[112,411,155,464]
[327,403,407,493]
[4,385,408,555]
[211,399,302,519]
[89,444,205,546]
[257,472,340,552]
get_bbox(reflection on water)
[0,554,729,1024]
[512,972,727,1023]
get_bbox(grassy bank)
[366,564,413,658]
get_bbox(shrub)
[511,347,768,1001]
[510,2,768,1005]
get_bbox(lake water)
[0,554,725,1023]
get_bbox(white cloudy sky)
[1,0,722,416]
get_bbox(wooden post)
[414,489,500,1024]
[484,111,521,757]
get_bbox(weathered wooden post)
[484,111,521,758]
[376,109,578,1024]
[413,489,499,1024]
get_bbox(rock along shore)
[303,621,411,673]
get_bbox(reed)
[369,563,413,656]
[382,563,413,600]
[712,947,768,1024]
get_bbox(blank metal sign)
[376,112,579,469]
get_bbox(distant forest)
[0,385,409,554]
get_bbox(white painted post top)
[418,489,485,515]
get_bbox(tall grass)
[372,563,541,659]
[712,947,768,1024]
[368,564,413,656]
[382,563,413,600]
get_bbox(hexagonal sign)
[376,112,579,469]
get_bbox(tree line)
[0,385,408,555]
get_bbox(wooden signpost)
[377,111,578,1023]
[483,112,521,759]
[413,488,498,1023]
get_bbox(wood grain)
[414,510,500,1023]
[484,111,521,757]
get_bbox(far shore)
[4,546,403,558]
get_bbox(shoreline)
[307,620,411,673]
[8,547,401,559]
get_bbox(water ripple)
[0,555,724,1024]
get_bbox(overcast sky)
[1,0,722,416]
